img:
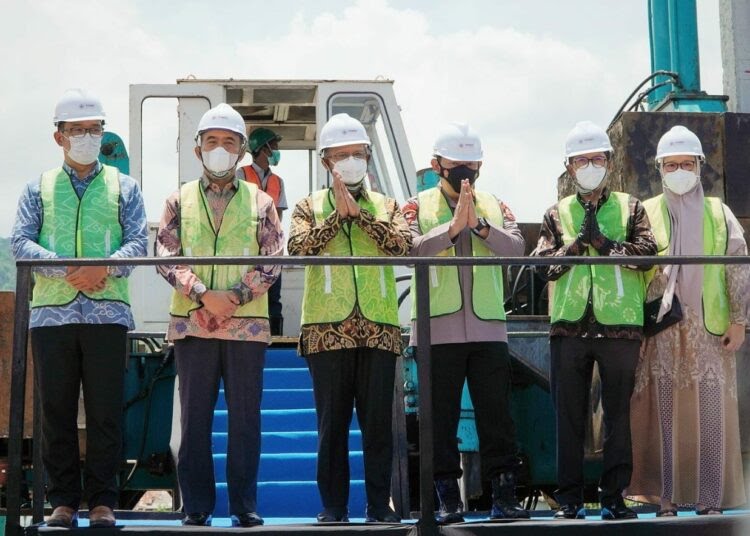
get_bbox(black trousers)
[550,336,640,506]
[306,348,397,510]
[268,273,282,319]
[174,337,266,515]
[31,323,128,510]
[430,341,519,480]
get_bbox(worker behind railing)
[10,88,149,529]
[238,127,287,336]
[629,125,749,516]
[154,103,283,528]
[533,121,657,521]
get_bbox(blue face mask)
[267,149,281,166]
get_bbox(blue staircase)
[211,348,367,518]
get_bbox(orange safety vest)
[241,165,283,206]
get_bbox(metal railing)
[5,253,748,535]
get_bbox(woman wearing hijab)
[629,126,748,516]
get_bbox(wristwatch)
[472,217,489,235]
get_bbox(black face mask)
[441,164,478,192]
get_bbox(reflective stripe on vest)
[410,187,506,321]
[242,166,282,206]
[169,180,268,318]
[300,189,399,327]
[551,192,645,326]
[643,194,729,335]
[33,165,129,308]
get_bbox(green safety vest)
[643,194,729,335]
[300,189,399,327]
[410,187,506,321]
[551,192,645,326]
[169,180,268,318]
[33,165,129,308]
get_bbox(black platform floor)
[22,510,750,536]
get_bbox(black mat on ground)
[23,515,750,536]
[438,515,750,536]
[26,523,418,535]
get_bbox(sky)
[0,0,725,239]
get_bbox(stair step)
[263,367,311,389]
[265,348,305,368]
[215,388,314,411]
[212,430,362,453]
[213,409,360,433]
[213,480,367,518]
[213,408,322,433]
[213,451,365,482]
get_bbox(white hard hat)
[196,103,247,141]
[655,125,704,160]
[564,121,612,158]
[53,88,106,125]
[433,122,483,162]
[318,113,371,152]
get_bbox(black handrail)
[5,253,748,535]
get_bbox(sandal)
[695,506,723,515]
[656,508,678,517]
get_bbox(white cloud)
[0,0,723,237]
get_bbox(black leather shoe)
[231,512,264,527]
[317,507,349,522]
[365,505,400,523]
[601,502,637,520]
[491,500,530,519]
[490,473,530,519]
[434,478,464,524]
[182,512,212,526]
[554,503,586,519]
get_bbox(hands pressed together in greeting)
[332,171,361,220]
[575,201,607,251]
[448,179,486,239]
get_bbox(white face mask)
[66,133,102,166]
[334,157,368,185]
[663,169,699,195]
[574,165,607,192]
[202,146,239,178]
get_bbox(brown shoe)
[89,505,116,528]
[47,506,78,528]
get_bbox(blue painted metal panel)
[649,0,673,107]
[99,131,130,174]
[416,168,440,193]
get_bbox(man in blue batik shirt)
[11,89,147,529]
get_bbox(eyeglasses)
[572,156,608,169]
[327,151,368,162]
[662,160,696,172]
[439,160,480,170]
[62,126,104,138]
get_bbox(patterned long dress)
[629,217,749,508]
